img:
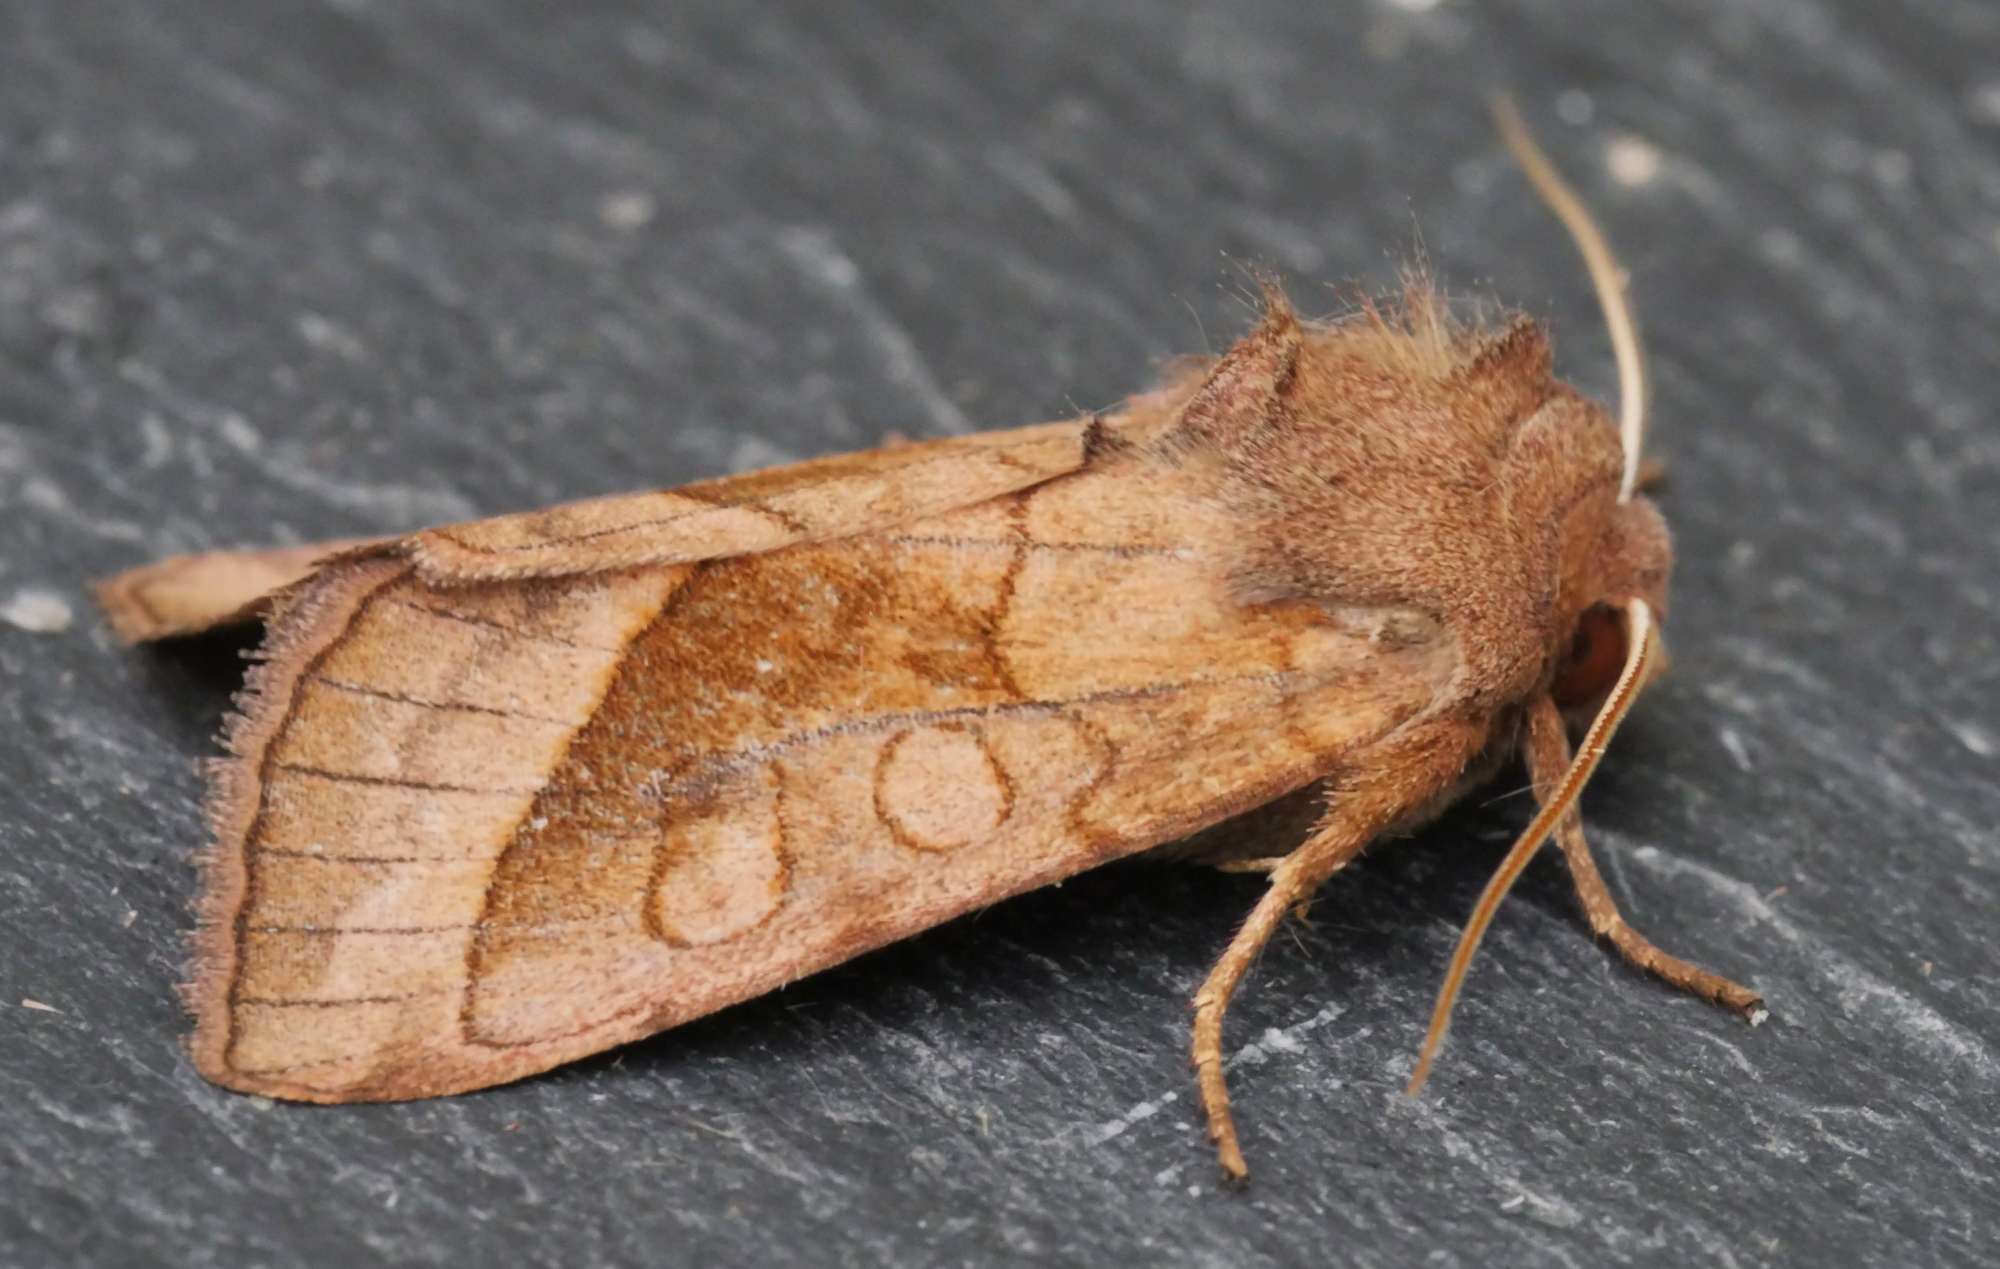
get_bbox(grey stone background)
[3,1,1996,1265]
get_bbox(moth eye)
[1552,602,1626,707]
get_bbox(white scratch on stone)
[1630,846,1995,1076]
[1718,726,1754,773]
[778,226,972,435]
[22,477,69,512]
[207,413,476,523]
[1089,1003,1347,1147]
[1944,719,1994,759]
[276,463,471,521]
[988,149,1079,223]
[1412,1102,1583,1228]
[1089,1089,1180,1147]
[217,412,263,453]
[1685,1026,1758,1077]
[297,313,368,360]
[138,412,174,468]
[1222,1002,1348,1077]
[1,589,74,634]
[782,226,859,288]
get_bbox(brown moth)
[97,102,1762,1180]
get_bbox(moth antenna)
[1492,95,1649,503]
[1405,596,1660,1096]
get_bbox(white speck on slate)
[1,589,74,634]
[1606,134,1663,186]
[21,998,60,1013]
[600,191,658,231]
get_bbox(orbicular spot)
[648,778,787,947]
[875,725,1013,852]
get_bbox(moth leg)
[1525,694,1763,1018]
[1193,810,1387,1181]
[1192,721,1485,1181]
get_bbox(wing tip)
[90,561,221,645]
[93,538,398,644]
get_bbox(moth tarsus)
[97,100,1761,1181]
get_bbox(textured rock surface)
[4,1,1996,1264]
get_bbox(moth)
[97,102,1761,1180]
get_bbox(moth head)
[1555,494,1672,710]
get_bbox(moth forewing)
[161,367,1448,1102]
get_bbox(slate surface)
[3,1,1996,1265]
